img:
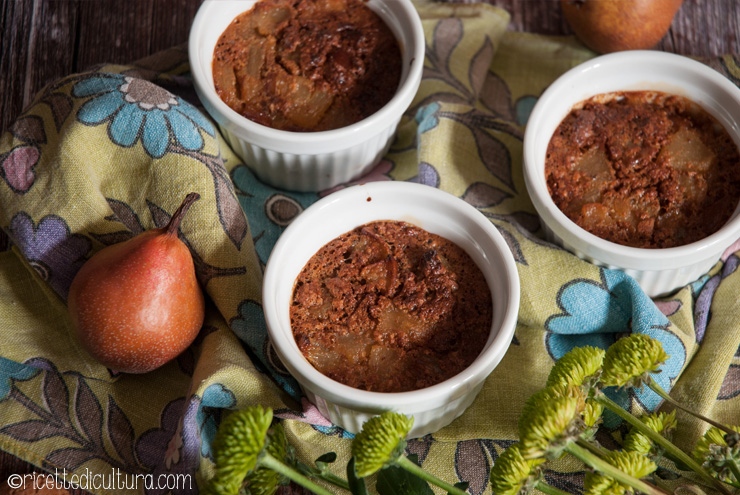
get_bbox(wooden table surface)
[0,0,738,491]
[2,0,738,137]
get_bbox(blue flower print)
[0,357,39,401]
[230,299,301,400]
[546,268,687,418]
[230,164,317,265]
[72,73,214,158]
[196,383,236,460]
[514,95,538,126]
[415,102,440,134]
[8,212,91,300]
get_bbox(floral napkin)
[1,1,739,494]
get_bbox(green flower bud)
[583,399,605,430]
[352,411,414,478]
[623,410,677,455]
[692,425,740,482]
[600,334,668,389]
[243,422,290,495]
[489,443,545,495]
[518,385,586,460]
[547,345,605,389]
[208,405,273,495]
[584,450,657,495]
[518,384,585,433]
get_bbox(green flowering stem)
[353,411,469,495]
[594,393,733,495]
[209,406,340,495]
[296,454,351,491]
[517,386,664,494]
[565,443,667,495]
[646,379,738,438]
[311,470,350,491]
[728,463,740,486]
[533,482,574,495]
[305,467,351,491]
[393,455,469,495]
[576,437,611,459]
[490,443,570,495]
[258,454,337,495]
[584,450,660,495]
[693,426,740,488]
[601,334,736,442]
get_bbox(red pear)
[561,0,683,54]
[68,193,205,374]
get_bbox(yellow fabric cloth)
[0,2,739,494]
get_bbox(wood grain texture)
[1,0,738,135]
[662,0,740,56]
[2,0,738,136]
[0,0,201,136]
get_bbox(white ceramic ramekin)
[523,51,740,298]
[189,0,425,192]
[262,182,520,438]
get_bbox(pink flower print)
[1,145,40,193]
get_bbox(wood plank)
[75,0,157,71]
[661,0,740,57]
[1,0,37,135]
[0,0,192,136]
[2,0,738,136]
[1,0,64,136]
[487,0,570,35]
[149,0,203,54]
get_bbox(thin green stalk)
[297,462,351,491]
[396,455,468,495]
[565,442,668,495]
[727,463,740,488]
[315,471,351,491]
[647,379,737,437]
[650,474,675,494]
[595,393,733,495]
[576,437,611,458]
[260,453,337,495]
[535,480,575,495]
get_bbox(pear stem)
[166,192,200,236]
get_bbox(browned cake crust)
[290,220,493,393]
[546,91,740,248]
[213,0,402,132]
